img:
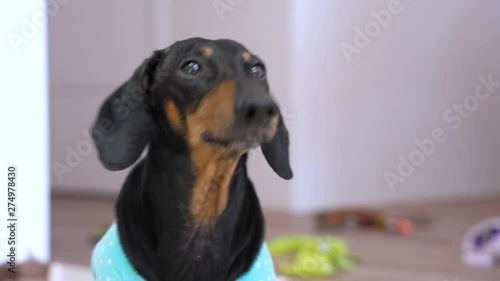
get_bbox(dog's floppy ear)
[261,115,293,180]
[91,51,162,171]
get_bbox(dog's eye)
[181,61,201,75]
[249,64,265,79]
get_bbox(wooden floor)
[52,196,500,281]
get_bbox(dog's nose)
[238,98,278,126]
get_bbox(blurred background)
[2,0,500,280]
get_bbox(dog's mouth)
[202,127,276,150]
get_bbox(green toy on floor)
[268,236,359,278]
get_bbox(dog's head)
[91,38,292,180]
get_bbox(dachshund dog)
[90,38,292,281]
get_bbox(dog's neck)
[147,135,246,228]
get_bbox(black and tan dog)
[90,38,292,281]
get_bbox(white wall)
[0,1,50,263]
[290,0,500,212]
[50,0,157,195]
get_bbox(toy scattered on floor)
[268,236,359,278]
[316,208,428,235]
[462,217,500,267]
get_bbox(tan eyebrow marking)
[242,51,252,62]
[201,47,214,57]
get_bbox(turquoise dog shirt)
[92,223,277,281]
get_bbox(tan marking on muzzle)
[186,80,236,147]
[267,115,280,139]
